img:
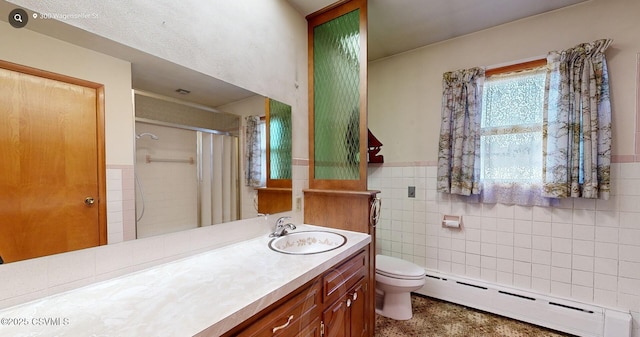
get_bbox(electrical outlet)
[408,186,415,198]
[296,197,302,211]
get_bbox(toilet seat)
[376,255,425,280]
[377,269,425,280]
[376,272,426,288]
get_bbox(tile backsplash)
[369,162,640,334]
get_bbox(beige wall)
[7,0,309,162]
[0,22,134,165]
[369,0,640,163]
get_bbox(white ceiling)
[288,0,588,60]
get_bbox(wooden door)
[0,61,106,263]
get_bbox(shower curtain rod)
[135,117,237,137]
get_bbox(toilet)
[375,254,426,320]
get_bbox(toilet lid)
[376,255,425,279]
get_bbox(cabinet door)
[348,281,368,337]
[322,278,368,337]
[322,294,349,337]
[296,317,321,337]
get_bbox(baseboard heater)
[418,270,631,337]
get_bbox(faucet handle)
[276,216,292,226]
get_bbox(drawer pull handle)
[346,298,352,307]
[272,315,294,333]
[352,292,358,301]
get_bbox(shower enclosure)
[134,92,240,239]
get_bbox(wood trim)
[267,179,292,189]
[256,187,292,214]
[0,59,103,89]
[307,0,368,191]
[306,0,364,23]
[306,0,353,20]
[0,59,108,247]
[303,188,380,197]
[96,86,108,245]
[265,97,272,186]
[303,189,379,234]
[307,17,316,189]
[636,53,640,158]
[359,0,369,190]
[485,58,547,77]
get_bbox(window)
[478,60,551,205]
[481,66,546,183]
[438,41,612,204]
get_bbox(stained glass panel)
[269,99,291,180]
[313,9,360,180]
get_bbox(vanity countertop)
[0,225,371,337]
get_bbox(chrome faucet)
[270,216,296,237]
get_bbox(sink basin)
[269,231,347,255]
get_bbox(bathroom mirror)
[0,0,293,261]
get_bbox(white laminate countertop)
[0,225,371,337]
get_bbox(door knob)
[84,197,95,206]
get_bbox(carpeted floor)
[375,294,576,337]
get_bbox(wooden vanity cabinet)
[223,249,369,337]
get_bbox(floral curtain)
[245,115,262,187]
[542,39,613,199]
[437,67,485,196]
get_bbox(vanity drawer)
[322,250,367,304]
[236,281,322,337]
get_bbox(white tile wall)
[370,162,640,334]
[292,160,310,223]
[106,168,124,244]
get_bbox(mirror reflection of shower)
[134,121,240,239]
[134,132,159,223]
[133,91,241,239]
